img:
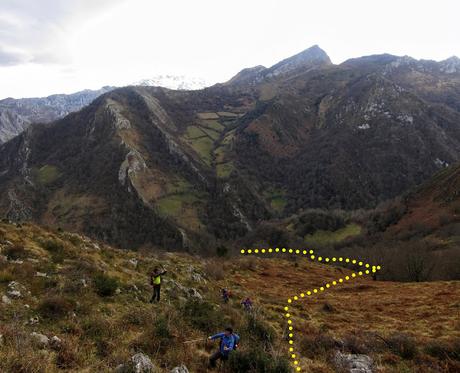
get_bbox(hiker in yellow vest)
[150,266,167,303]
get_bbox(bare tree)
[404,242,436,282]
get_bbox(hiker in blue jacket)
[208,327,240,368]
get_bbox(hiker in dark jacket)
[149,266,167,303]
[221,288,230,303]
[208,327,240,368]
[241,297,253,312]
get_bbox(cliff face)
[0,86,114,144]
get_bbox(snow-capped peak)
[133,75,211,90]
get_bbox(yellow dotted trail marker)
[240,247,381,371]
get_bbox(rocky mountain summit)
[134,75,211,91]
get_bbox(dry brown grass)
[0,222,459,372]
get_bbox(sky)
[0,0,459,99]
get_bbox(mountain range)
[0,75,211,145]
[0,87,114,144]
[0,45,459,251]
[134,75,211,91]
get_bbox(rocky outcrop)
[30,332,49,348]
[440,56,460,74]
[106,99,131,130]
[334,351,374,373]
[115,353,156,373]
[118,149,147,186]
[169,280,202,300]
[2,294,11,304]
[0,86,114,144]
[170,365,189,373]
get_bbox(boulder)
[191,272,206,284]
[7,290,21,298]
[171,365,189,373]
[130,353,156,373]
[30,332,49,348]
[50,335,62,349]
[187,288,203,300]
[27,316,40,325]
[114,364,126,373]
[2,294,12,304]
[169,280,202,300]
[334,351,373,373]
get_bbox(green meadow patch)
[35,165,61,185]
[304,223,362,245]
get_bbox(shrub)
[425,338,460,360]
[295,209,346,236]
[82,317,116,340]
[130,316,173,355]
[67,234,83,247]
[300,333,337,358]
[239,257,258,271]
[121,308,154,327]
[204,261,224,280]
[93,273,119,297]
[3,244,27,260]
[321,302,336,313]
[227,347,290,373]
[181,299,221,332]
[55,340,80,369]
[37,295,74,319]
[343,333,371,354]
[0,269,14,283]
[425,340,451,359]
[387,333,417,359]
[245,314,274,345]
[216,245,229,257]
[40,238,65,263]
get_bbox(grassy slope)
[34,165,61,185]
[391,163,460,233]
[155,179,205,231]
[0,222,459,373]
[305,223,362,245]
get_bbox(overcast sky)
[0,0,459,99]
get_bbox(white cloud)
[0,0,459,98]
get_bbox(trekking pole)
[183,337,207,344]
